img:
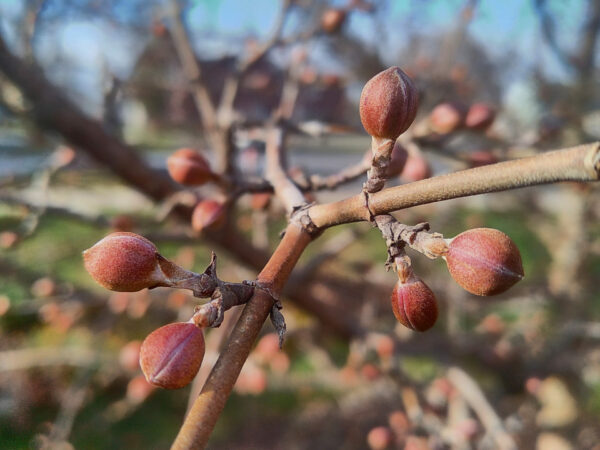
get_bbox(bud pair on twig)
[391,228,523,332]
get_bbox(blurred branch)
[0,31,362,339]
[21,0,47,62]
[0,347,112,371]
[0,193,111,238]
[265,127,306,213]
[218,0,292,118]
[447,367,517,450]
[47,369,93,445]
[533,0,573,68]
[0,34,176,201]
[167,0,233,174]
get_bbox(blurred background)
[1,0,600,449]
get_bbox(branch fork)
[190,253,255,328]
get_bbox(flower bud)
[465,103,495,130]
[359,67,419,140]
[191,200,226,232]
[429,102,465,134]
[390,276,438,332]
[320,8,346,33]
[167,148,214,186]
[400,150,431,182]
[83,232,166,292]
[140,322,205,389]
[445,228,524,296]
[367,426,393,450]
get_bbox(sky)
[0,0,588,117]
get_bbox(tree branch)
[172,223,312,449]
[264,127,306,213]
[309,143,600,228]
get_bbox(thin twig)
[264,127,306,213]
[218,0,292,117]
[167,0,231,172]
[447,367,517,450]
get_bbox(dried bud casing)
[359,67,419,140]
[465,103,496,130]
[192,200,226,232]
[390,276,438,332]
[83,232,166,292]
[445,228,524,296]
[140,322,205,389]
[167,148,214,186]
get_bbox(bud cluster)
[83,233,256,389]
[381,220,523,332]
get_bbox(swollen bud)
[140,322,205,389]
[465,103,495,130]
[83,232,167,292]
[429,102,465,134]
[167,148,214,186]
[390,275,438,332]
[320,8,347,33]
[191,200,226,232]
[359,67,419,140]
[445,228,524,296]
[401,149,431,182]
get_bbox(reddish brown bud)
[390,276,438,332]
[140,322,205,389]
[429,102,465,134]
[31,277,57,298]
[367,426,393,450]
[359,67,419,140]
[320,8,347,33]
[445,228,524,296]
[386,142,409,177]
[167,148,214,186]
[0,231,18,249]
[191,200,226,232]
[465,103,496,130]
[401,151,431,182]
[83,232,165,292]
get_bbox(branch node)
[362,190,376,223]
[291,203,323,237]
